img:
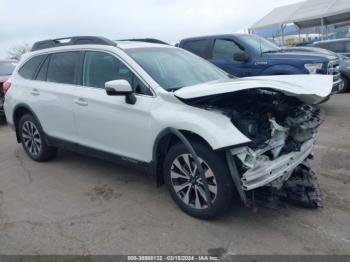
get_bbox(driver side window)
[82,51,152,96]
[212,39,244,62]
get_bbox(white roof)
[251,2,304,30]
[251,0,350,30]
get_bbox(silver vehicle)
[312,38,350,58]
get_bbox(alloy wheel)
[22,120,42,156]
[170,153,217,209]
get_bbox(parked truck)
[178,34,344,94]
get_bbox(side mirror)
[233,52,250,63]
[105,79,136,104]
[105,79,132,95]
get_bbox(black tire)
[340,75,349,92]
[164,141,235,219]
[0,114,6,125]
[18,114,57,162]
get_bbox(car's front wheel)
[18,114,57,162]
[164,141,235,219]
[340,75,349,92]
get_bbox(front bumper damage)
[231,139,314,191]
[228,137,322,209]
[224,103,325,209]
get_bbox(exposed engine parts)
[188,88,325,209]
[190,88,324,147]
[285,104,325,143]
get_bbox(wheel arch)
[151,127,214,186]
[340,72,349,91]
[12,103,41,143]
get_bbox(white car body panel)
[72,86,251,162]
[174,75,333,104]
[4,43,332,164]
[3,39,332,214]
[152,93,251,154]
[72,85,156,161]
[5,76,77,142]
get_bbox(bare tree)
[7,43,31,60]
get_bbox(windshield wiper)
[167,86,183,91]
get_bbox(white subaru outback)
[3,36,332,219]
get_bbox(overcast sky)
[0,0,303,59]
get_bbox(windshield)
[240,34,280,54]
[126,47,228,90]
[0,62,16,76]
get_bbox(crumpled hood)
[174,75,333,104]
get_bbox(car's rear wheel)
[19,114,57,162]
[164,141,235,219]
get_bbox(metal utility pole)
[321,18,325,40]
[280,24,286,45]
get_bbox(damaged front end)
[189,88,324,209]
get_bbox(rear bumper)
[231,139,315,191]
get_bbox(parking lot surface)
[0,94,349,255]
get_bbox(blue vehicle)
[178,34,344,93]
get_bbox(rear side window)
[182,39,211,59]
[18,55,46,79]
[212,39,244,61]
[35,56,50,81]
[47,52,80,84]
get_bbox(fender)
[149,101,252,186]
[152,102,251,152]
[151,127,213,203]
[152,127,175,162]
[261,64,304,75]
[12,103,44,143]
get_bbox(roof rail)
[31,36,117,51]
[117,38,170,45]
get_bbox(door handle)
[74,98,88,106]
[30,88,40,96]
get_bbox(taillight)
[2,81,11,94]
